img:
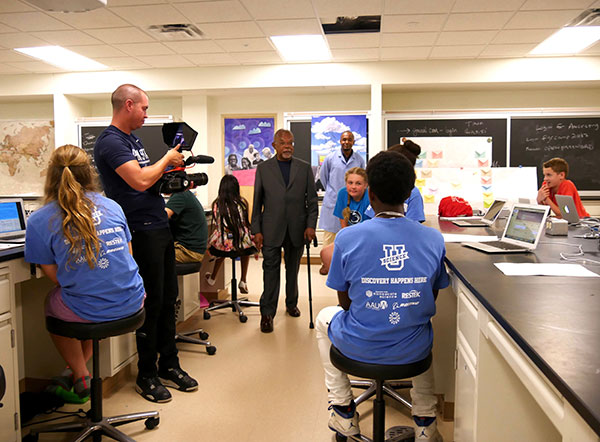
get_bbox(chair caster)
[145,416,160,430]
[199,331,209,340]
[335,433,347,442]
[203,310,211,320]
[23,433,38,442]
[239,314,248,323]
[206,345,217,355]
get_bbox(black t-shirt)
[165,190,208,254]
[94,125,168,231]
[277,159,291,186]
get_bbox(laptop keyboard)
[484,240,525,250]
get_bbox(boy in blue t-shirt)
[316,151,449,441]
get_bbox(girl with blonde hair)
[25,144,145,399]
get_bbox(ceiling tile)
[380,46,430,60]
[47,8,129,29]
[93,56,151,69]
[6,60,65,72]
[520,0,595,10]
[326,33,380,49]
[258,19,321,36]
[382,14,447,33]
[32,30,102,46]
[107,0,167,5]
[443,12,512,31]
[113,42,174,56]
[0,49,31,62]
[385,0,454,14]
[85,27,155,44]
[136,54,195,67]
[163,40,224,54]
[230,50,282,64]
[436,30,497,46]
[581,40,600,54]
[0,23,19,33]
[240,0,315,20]
[110,4,189,27]
[216,37,273,52]
[452,0,525,13]
[183,52,239,65]
[331,47,379,61]
[175,1,252,22]
[505,10,583,29]
[197,21,263,39]
[0,32,49,49]
[429,45,484,58]
[0,12,72,31]
[313,0,383,17]
[492,29,555,44]
[479,43,536,57]
[380,32,437,47]
[0,63,27,73]
[65,45,127,58]
[0,1,35,13]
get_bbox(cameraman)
[165,189,208,264]
[94,84,197,403]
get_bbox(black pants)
[260,230,303,317]
[132,228,179,378]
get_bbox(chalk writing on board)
[520,121,597,153]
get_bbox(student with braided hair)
[25,144,145,400]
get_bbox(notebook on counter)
[0,198,27,244]
[462,204,550,254]
[452,199,506,227]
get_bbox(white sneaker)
[414,417,443,442]
[328,404,360,437]
[204,272,215,286]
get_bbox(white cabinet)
[454,343,476,442]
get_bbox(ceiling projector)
[24,0,107,13]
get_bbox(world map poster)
[0,120,55,195]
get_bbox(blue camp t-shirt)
[326,216,449,364]
[94,125,168,231]
[364,186,425,223]
[24,193,145,322]
[333,188,370,226]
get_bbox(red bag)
[438,196,473,217]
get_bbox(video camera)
[152,122,213,194]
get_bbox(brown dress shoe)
[286,306,301,317]
[260,315,274,333]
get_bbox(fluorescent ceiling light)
[530,26,600,55]
[14,46,107,71]
[270,35,331,62]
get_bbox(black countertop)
[0,245,24,263]
[430,218,600,437]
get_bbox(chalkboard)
[387,118,507,166]
[80,124,168,168]
[510,117,600,193]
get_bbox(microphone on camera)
[185,155,215,165]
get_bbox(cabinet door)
[454,343,476,442]
[0,322,17,441]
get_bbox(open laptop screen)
[504,207,546,245]
[482,199,505,222]
[0,198,27,240]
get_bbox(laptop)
[462,204,550,253]
[0,198,27,243]
[555,195,580,225]
[452,199,506,227]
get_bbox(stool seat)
[330,346,432,381]
[175,261,203,276]
[46,309,145,341]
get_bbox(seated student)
[315,150,448,441]
[364,140,426,223]
[165,189,208,263]
[536,157,590,218]
[319,167,369,275]
[24,144,145,399]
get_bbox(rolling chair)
[203,252,259,323]
[27,309,159,441]
[329,345,433,442]
[175,261,216,355]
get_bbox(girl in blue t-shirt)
[320,168,369,275]
[25,144,145,400]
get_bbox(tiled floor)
[24,259,453,441]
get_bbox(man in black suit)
[251,129,318,333]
